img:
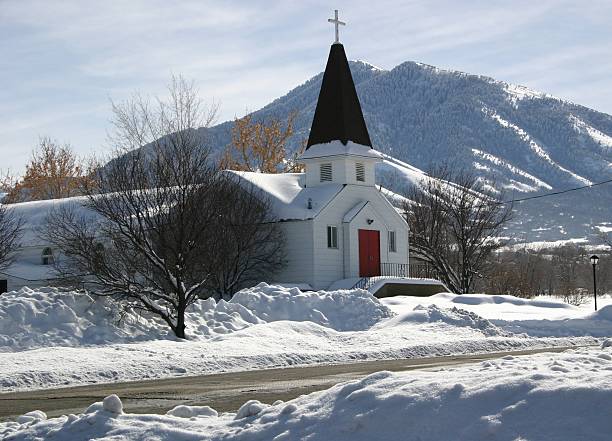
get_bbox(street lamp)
[590,255,599,311]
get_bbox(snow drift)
[392,292,612,337]
[232,283,393,331]
[1,285,603,392]
[3,346,612,440]
[374,304,505,337]
[0,288,171,351]
[0,283,394,351]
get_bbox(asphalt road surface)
[0,346,588,422]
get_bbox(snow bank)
[3,319,590,393]
[0,283,393,351]
[232,283,394,331]
[185,298,263,337]
[436,292,575,309]
[383,293,612,338]
[3,286,609,392]
[498,304,612,338]
[166,405,218,418]
[0,287,171,351]
[3,347,612,440]
[383,292,611,320]
[15,411,46,425]
[374,304,505,336]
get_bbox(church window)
[320,163,332,182]
[41,247,54,265]
[356,162,365,182]
[388,231,396,252]
[327,225,338,248]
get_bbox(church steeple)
[306,41,372,149]
[299,11,380,189]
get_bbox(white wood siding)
[271,220,315,287]
[304,156,378,187]
[342,196,409,279]
[1,246,60,291]
[311,185,408,289]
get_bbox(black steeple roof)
[306,43,372,149]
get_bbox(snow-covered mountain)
[199,60,612,245]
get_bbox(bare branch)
[43,76,285,338]
[403,165,512,293]
[0,205,23,269]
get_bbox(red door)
[358,229,380,277]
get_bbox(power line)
[496,177,612,206]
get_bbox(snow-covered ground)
[3,343,612,440]
[1,285,609,393]
[382,292,612,336]
[0,285,392,351]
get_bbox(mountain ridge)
[201,59,612,244]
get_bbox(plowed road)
[0,346,586,421]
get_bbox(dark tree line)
[476,246,612,303]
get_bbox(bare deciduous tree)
[4,138,94,203]
[221,111,304,173]
[43,76,285,338]
[600,231,612,249]
[476,245,612,302]
[477,249,549,298]
[198,175,286,297]
[403,166,512,294]
[0,169,18,197]
[0,205,23,269]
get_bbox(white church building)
[231,41,410,290]
[1,26,446,296]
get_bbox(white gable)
[343,201,368,223]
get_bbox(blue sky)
[2,0,612,173]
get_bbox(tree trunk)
[174,304,187,339]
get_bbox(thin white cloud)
[2,0,612,172]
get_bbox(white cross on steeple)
[328,9,346,44]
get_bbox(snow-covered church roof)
[300,140,382,161]
[226,171,343,221]
[4,196,97,248]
